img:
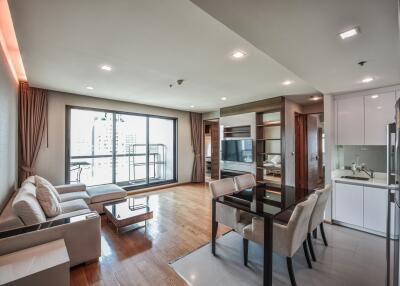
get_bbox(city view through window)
[67,108,176,187]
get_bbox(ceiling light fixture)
[310,95,322,101]
[361,77,374,83]
[339,27,360,40]
[282,80,293,86]
[190,105,195,108]
[86,86,94,90]
[371,94,379,99]
[101,65,112,71]
[221,97,227,101]
[231,50,246,59]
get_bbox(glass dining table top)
[216,183,314,218]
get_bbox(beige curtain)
[18,82,48,185]
[190,112,204,182]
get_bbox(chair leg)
[243,238,249,266]
[302,241,312,269]
[312,228,317,239]
[286,257,297,286]
[320,223,328,246]
[307,233,316,262]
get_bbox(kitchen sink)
[340,176,370,181]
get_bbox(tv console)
[220,169,250,179]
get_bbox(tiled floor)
[171,224,387,286]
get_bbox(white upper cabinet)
[364,92,396,145]
[337,96,364,145]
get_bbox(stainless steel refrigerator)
[387,98,400,286]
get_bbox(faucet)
[351,162,374,178]
[360,164,374,178]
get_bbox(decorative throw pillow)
[34,175,61,202]
[35,175,62,217]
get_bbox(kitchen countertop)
[332,170,398,189]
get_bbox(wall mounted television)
[221,139,253,163]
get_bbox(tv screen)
[221,139,253,163]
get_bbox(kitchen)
[330,84,400,285]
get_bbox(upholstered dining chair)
[209,178,253,255]
[242,194,318,286]
[306,185,331,262]
[234,173,257,191]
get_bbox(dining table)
[211,183,315,286]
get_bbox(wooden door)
[295,113,308,189]
[307,114,319,189]
[210,121,220,179]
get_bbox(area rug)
[169,227,385,286]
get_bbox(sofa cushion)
[35,175,61,202]
[47,209,91,222]
[59,191,90,204]
[86,184,126,203]
[12,183,46,225]
[36,176,62,218]
[60,199,89,214]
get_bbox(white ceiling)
[9,0,318,112]
[191,0,400,94]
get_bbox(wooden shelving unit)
[223,125,251,138]
[255,110,284,186]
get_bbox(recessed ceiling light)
[371,94,379,99]
[101,65,112,71]
[231,50,246,59]
[190,105,195,108]
[282,80,293,86]
[221,97,227,101]
[86,86,94,90]
[377,106,382,110]
[361,77,374,83]
[310,95,322,101]
[339,27,360,39]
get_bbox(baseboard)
[126,181,194,196]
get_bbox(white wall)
[0,42,18,210]
[219,112,256,173]
[284,99,303,186]
[35,91,194,185]
[323,94,335,221]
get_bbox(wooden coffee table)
[104,197,153,233]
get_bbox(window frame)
[65,105,178,190]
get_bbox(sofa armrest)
[55,183,86,194]
[0,212,101,267]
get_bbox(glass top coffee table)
[104,197,153,233]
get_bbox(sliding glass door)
[66,107,177,188]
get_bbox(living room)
[0,1,400,286]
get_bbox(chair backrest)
[309,185,331,232]
[234,174,256,191]
[209,178,237,198]
[286,194,318,256]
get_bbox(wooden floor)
[70,183,229,286]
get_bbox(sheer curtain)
[18,82,48,185]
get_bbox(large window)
[66,107,177,188]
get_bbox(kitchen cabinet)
[334,182,394,235]
[364,186,388,233]
[337,96,364,145]
[335,183,364,227]
[364,92,396,145]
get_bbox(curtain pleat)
[18,82,48,185]
[190,112,204,183]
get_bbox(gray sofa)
[0,177,127,266]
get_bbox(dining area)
[209,174,330,286]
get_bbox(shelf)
[223,125,251,138]
[256,123,281,127]
[257,152,281,155]
[256,138,281,141]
